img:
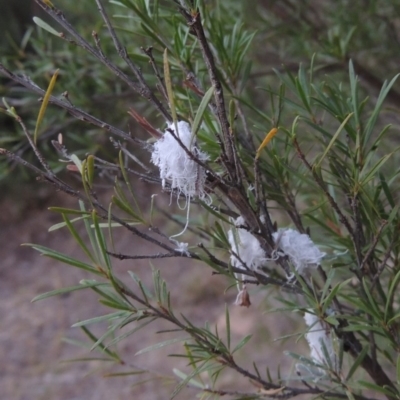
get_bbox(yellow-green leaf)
[34,69,59,144]
[163,49,177,128]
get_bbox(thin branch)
[107,251,180,260]
[0,63,139,144]
[141,46,169,103]
[33,0,171,121]
[371,239,395,290]
[14,114,53,176]
[293,137,354,237]
[177,6,234,165]
[94,0,171,121]
[0,148,80,198]
[359,220,388,272]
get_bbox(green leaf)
[385,268,400,321]
[225,304,231,351]
[163,48,177,125]
[72,311,129,327]
[33,17,62,37]
[314,112,353,170]
[321,278,352,313]
[358,380,398,396]
[92,210,112,271]
[80,326,121,361]
[48,216,86,232]
[86,154,95,187]
[63,214,98,265]
[49,207,91,215]
[104,371,147,377]
[135,337,190,356]
[105,318,156,348]
[128,271,153,303]
[191,85,214,138]
[34,69,59,144]
[24,243,102,275]
[170,359,212,399]
[232,334,252,354]
[173,369,205,389]
[364,73,400,145]
[362,279,381,319]
[349,60,360,135]
[397,355,400,384]
[346,345,369,380]
[32,281,107,302]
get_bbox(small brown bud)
[234,285,251,308]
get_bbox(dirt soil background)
[1,184,302,400]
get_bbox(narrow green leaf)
[70,154,83,174]
[358,380,398,396]
[322,278,352,313]
[92,210,112,271]
[86,155,95,187]
[48,216,85,232]
[106,318,156,348]
[191,86,214,138]
[128,270,153,302]
[170,359,212,399]
[232,334,252,353]
[80,326,120,360]
[225,304,231,351]
[314,113,353,169]
[104,371,146,377]
[163,48,177,126]
[397,355,400,383]
[33,16,62,36]
[63,213,97,265]
[118,151,144,221]
[49,207,91,215]
[32,281,107,302]
[362,279,381,319]
[111,195,142,220]
[364,73,400,144]
[346,345,369,380]
[72,311,128,327]
[360,151,396,186]
[135,337,190,356]
[60,357,114,363]
[349,60,360,135]
[24,243,102,275]
[80,200,100,263]
[173,369,205,389]
[98,298,132,311]
[385,268,400,321]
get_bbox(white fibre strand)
[304,312,336,368]
[227,216,266,272]
[151,121,209,201]
[272,228,325,275]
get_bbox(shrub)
[2,1,400,399]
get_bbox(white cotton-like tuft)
[304,312,336,368]
[272,228,325,275]
[228,216,266,271]
[150,121,209,201]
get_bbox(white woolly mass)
[228,216,266,271]
[304,312,335,367]
[272,228,325,275]
[151,121,209,200]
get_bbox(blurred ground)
[0,184,301,400]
